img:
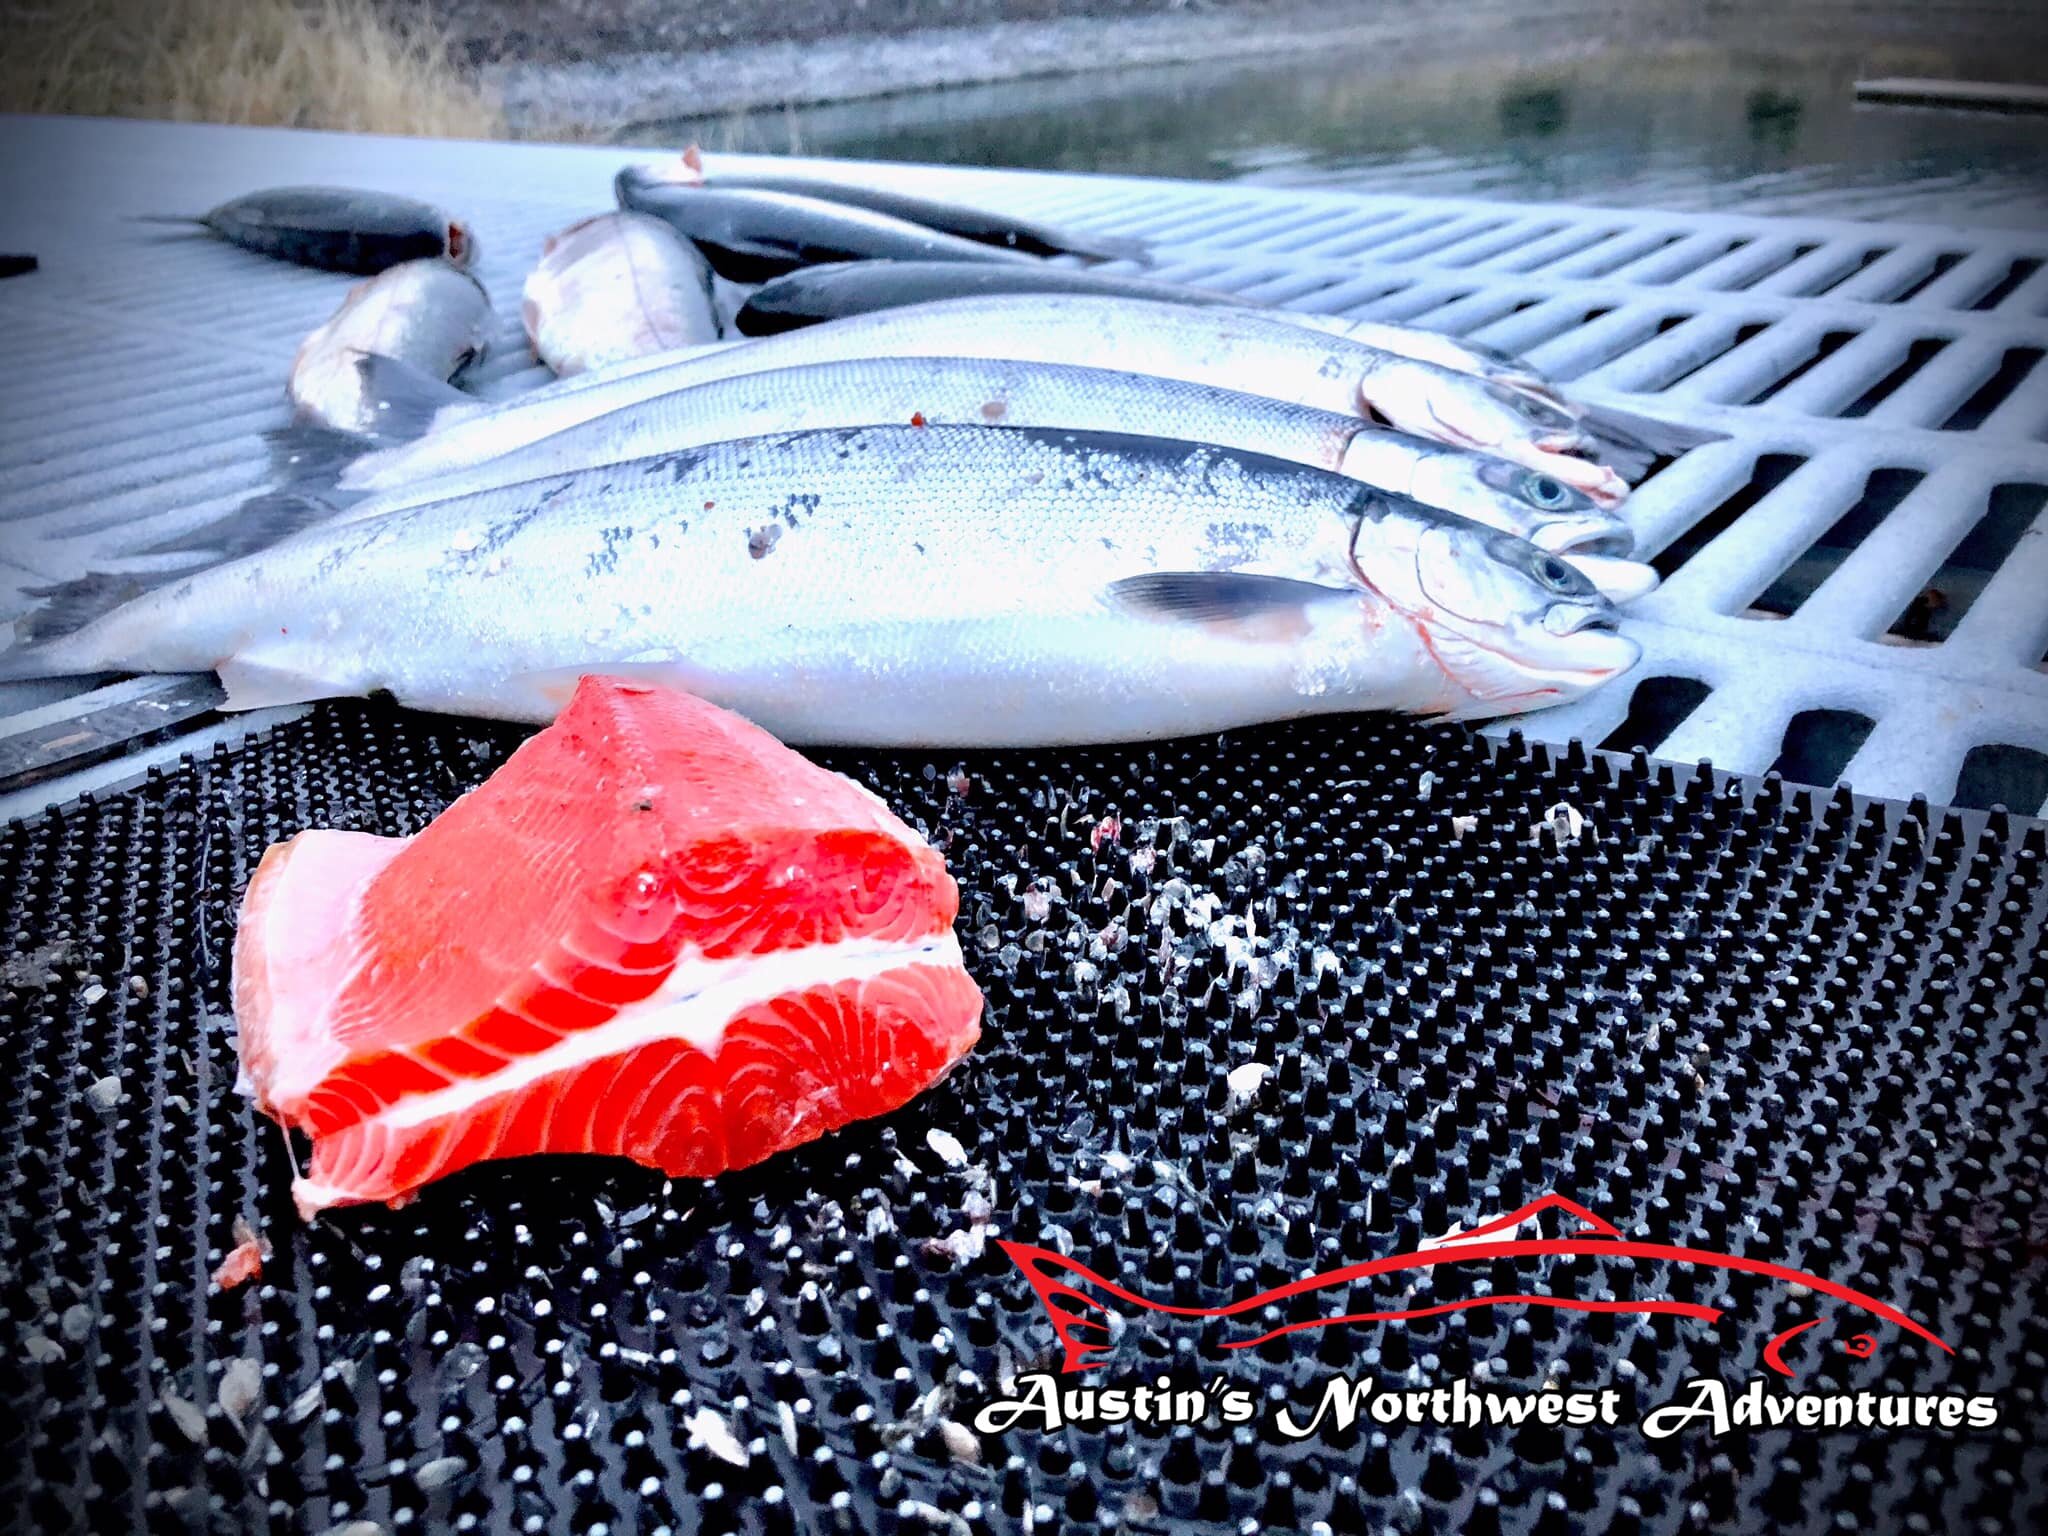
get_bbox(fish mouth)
[1559,554,1660,605]
[1553,621,1641,681]
[1546,602,1623,637]
[1528,516,1636,558]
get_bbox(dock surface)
[1,113,2046,813]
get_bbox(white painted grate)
[1,114,2044,817]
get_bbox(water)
[663,39,2048,230]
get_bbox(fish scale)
[1,704,2040,1533]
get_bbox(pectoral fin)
[1105,571,1363,643]
[217,657,348,712]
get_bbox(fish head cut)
[618,147,707,199]
[1348,500,1640,719]
[1395,447,1637,557]
[1357,362,1631,509]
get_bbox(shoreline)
[469,1,2048,141]
[484,4,1617,140]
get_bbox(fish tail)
[0,571,156,682]
[352,353,474,443]
[0,499,328,678]
[142,489,350,564]
[0,638,58,685]
[265,422,379,492]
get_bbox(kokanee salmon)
[232,677,983,1217]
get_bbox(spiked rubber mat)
[1,702,2042,1535]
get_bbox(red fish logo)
[998,1193,1952,1377]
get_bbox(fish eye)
[1480,532,1591,598]
[1532,554,1587,595]
[1524,474,1570,509]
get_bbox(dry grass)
[0,0,502,139]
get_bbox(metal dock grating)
[0,113,2045,814]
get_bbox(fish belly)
[232,678,983,1216]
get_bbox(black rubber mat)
[1,701,2042,1535]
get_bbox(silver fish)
[336,295,1641,505]
[522,212,720,377]
[136,186,474,274]
[1,426,1638,744]
[287,260,490,437]
[722,262,1723,477]
[617,163,1042,284]
[648,147,1148,262]
[319,354,1636,560]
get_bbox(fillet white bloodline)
[287,930,966,1209]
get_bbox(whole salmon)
[335,295,1645,505]
[617,164,1043,284]
[1,426,1638,744]
[643,148,1146,262]
[138,186,474,274]
[305,354,1635,563]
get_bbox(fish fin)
[216,657,345,712]
[1105,572,1354,627]
[8,569,170,650]
[1575,403,1729,481]
[141,490,347,562]
[128,214,206,228]
[265,421,379,488]
[352,353,473,442]
[0,636,72,685]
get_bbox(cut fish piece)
[233,676,982,1217]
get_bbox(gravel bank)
[442,0,2048,141]
[480,2,1604,139]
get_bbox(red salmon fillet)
[233,677,982,1217]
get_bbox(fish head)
[1346,494,1640,719]
[1358,363,1631,509]
[1394,447,1637,557]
